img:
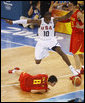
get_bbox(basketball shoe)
[76,67,84,75]
[8,67,20,74]
[80,67,84,74]
[69,73,81,80]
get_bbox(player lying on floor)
[8,67,58,94]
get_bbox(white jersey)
[38,17,55,40]
[35,17,60,60]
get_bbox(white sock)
[81,65,84,69]
[69,65,78,75]
[76,69,80,73]
[12,70,16,73]
[13,19,27,24]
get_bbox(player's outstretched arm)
[5,19,28,25]
[5,19,41,26]
[27,19,41,26]
[53,10,73,23]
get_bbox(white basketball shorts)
[35,37,60,60]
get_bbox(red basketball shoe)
[69,73,81,80]
[80,67,84,74]
[8,67,20,74]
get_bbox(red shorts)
[70,30,84,54]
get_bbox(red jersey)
[70,9,84,54]
[19,72,48,92]
[70,9,84,33]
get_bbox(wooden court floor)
[1,46,84,102]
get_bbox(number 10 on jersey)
[44,31,49,36]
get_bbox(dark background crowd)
[20,1,84,29]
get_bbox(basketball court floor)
[1,19,84,102]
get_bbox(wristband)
[13,19,27,24]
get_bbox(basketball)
[72,76,82,87]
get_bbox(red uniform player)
[67,1,84,79]
[8,67,57,93]
[58,1,84,80]
[19,72,48,92]
[70,9,84,54]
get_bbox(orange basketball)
[72,76,82,87]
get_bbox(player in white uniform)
[5,11,81,80]
[35,16,60,61]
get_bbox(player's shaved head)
[44,12,51,24]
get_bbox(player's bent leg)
[52,46,71,66]
[80,67,84,74]
[73,54,80,69]
[8,67,22,75]
[52,46,81,79]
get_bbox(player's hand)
[5,19,13,25]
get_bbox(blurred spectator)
[62,4,69,11]
[49,1,59,10]
[49,1,70,12]
[54,1,63,10]
[28,1,40,17]
[20,1,41,29]
[77,1,84,14]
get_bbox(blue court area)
[1,19,37,49]
[38,90,84,102]
[1,19,72,55]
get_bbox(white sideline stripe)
[1,39,29,46]
[7,27,21,30]
[1,84,20,87]
[1,39,35,50]
[1,73,73,87]
[57,73,73,79]
[1,30,12,33]
[13,31,34,35]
